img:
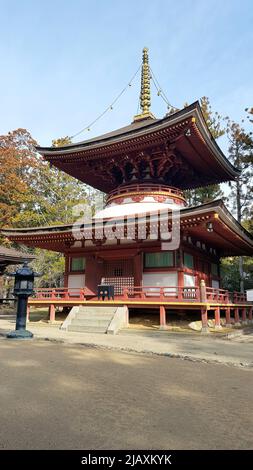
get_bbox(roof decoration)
[133,47,155,122]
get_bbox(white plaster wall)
[246,289,253,301]
[142,271,178,296]
[211,280,220,289]
[184,274,195,287]
[68,274,86,294]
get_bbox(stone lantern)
[7,261,41,339]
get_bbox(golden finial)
[133,47,155,122]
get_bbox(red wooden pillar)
[178,270,184,301]
[225,307,231,326]
[248,306,253,323]
[27,304,30,323]
[214,306,221,329]
[64,254,69,288]
[48,304,56,323]
[242,307,247,324]
[159,306,167,330]
[201,307,208,333]
[133,252,142,290]
[234,307,240,326]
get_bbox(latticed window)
[183,252,194,269]
[144,251,174,268]
[114,267,123,277]
[70,257,86,272]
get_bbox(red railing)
[107,183,185,201]
[34,288,91,300]
[32,286,250,304]
[233,291,247,303]
[206,287,230,303]
[121,286,200,302]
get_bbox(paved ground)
[0,317,253,368]
[0,337,252,450]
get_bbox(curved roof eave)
[2,200,253,248]
[36,101,239,179]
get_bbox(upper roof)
[36,102,240,193]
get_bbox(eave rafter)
[46,121,189,165]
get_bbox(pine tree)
[224,119,253,291]
[184,97,225,205]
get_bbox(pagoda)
[2,48,253,331]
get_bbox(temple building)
[2,48,253,332]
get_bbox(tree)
[0,129,98,286]
[224,119,253,292]
[184,97,225,205]
[31,249,65,288]
[0,129,38,232]
[29,135,98,286]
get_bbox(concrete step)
[78,308,116,315]
[66,306,118,334]
[71,318,111,327]
[68,325,107,333]
[75,313,113,320]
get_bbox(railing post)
[178,286,183,302]
[80,289,84,300]
[65,289,70,300]
[122,287,128,300]
[160,287,165,301]
[52,289,56,300]
[200,279,207,303]
[196,287,200,301]
[37,290,42,300]
[140,288,145,299]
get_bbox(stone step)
[66,306,118,334]
[71,318,111,327]
[73,315,111,321]
[68,325,107,333]
[78,308,116,315]
[76,310,115,318]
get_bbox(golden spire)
[133,47,155,122]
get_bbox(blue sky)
[0,0,252,147]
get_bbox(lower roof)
[1,201,253,257]
[0,246,34,271]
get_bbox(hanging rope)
[149,66,177,111]
[69,57,177,141]
[70,64,141,140]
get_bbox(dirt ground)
[1,304,239,334]
[0,339,252,449]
